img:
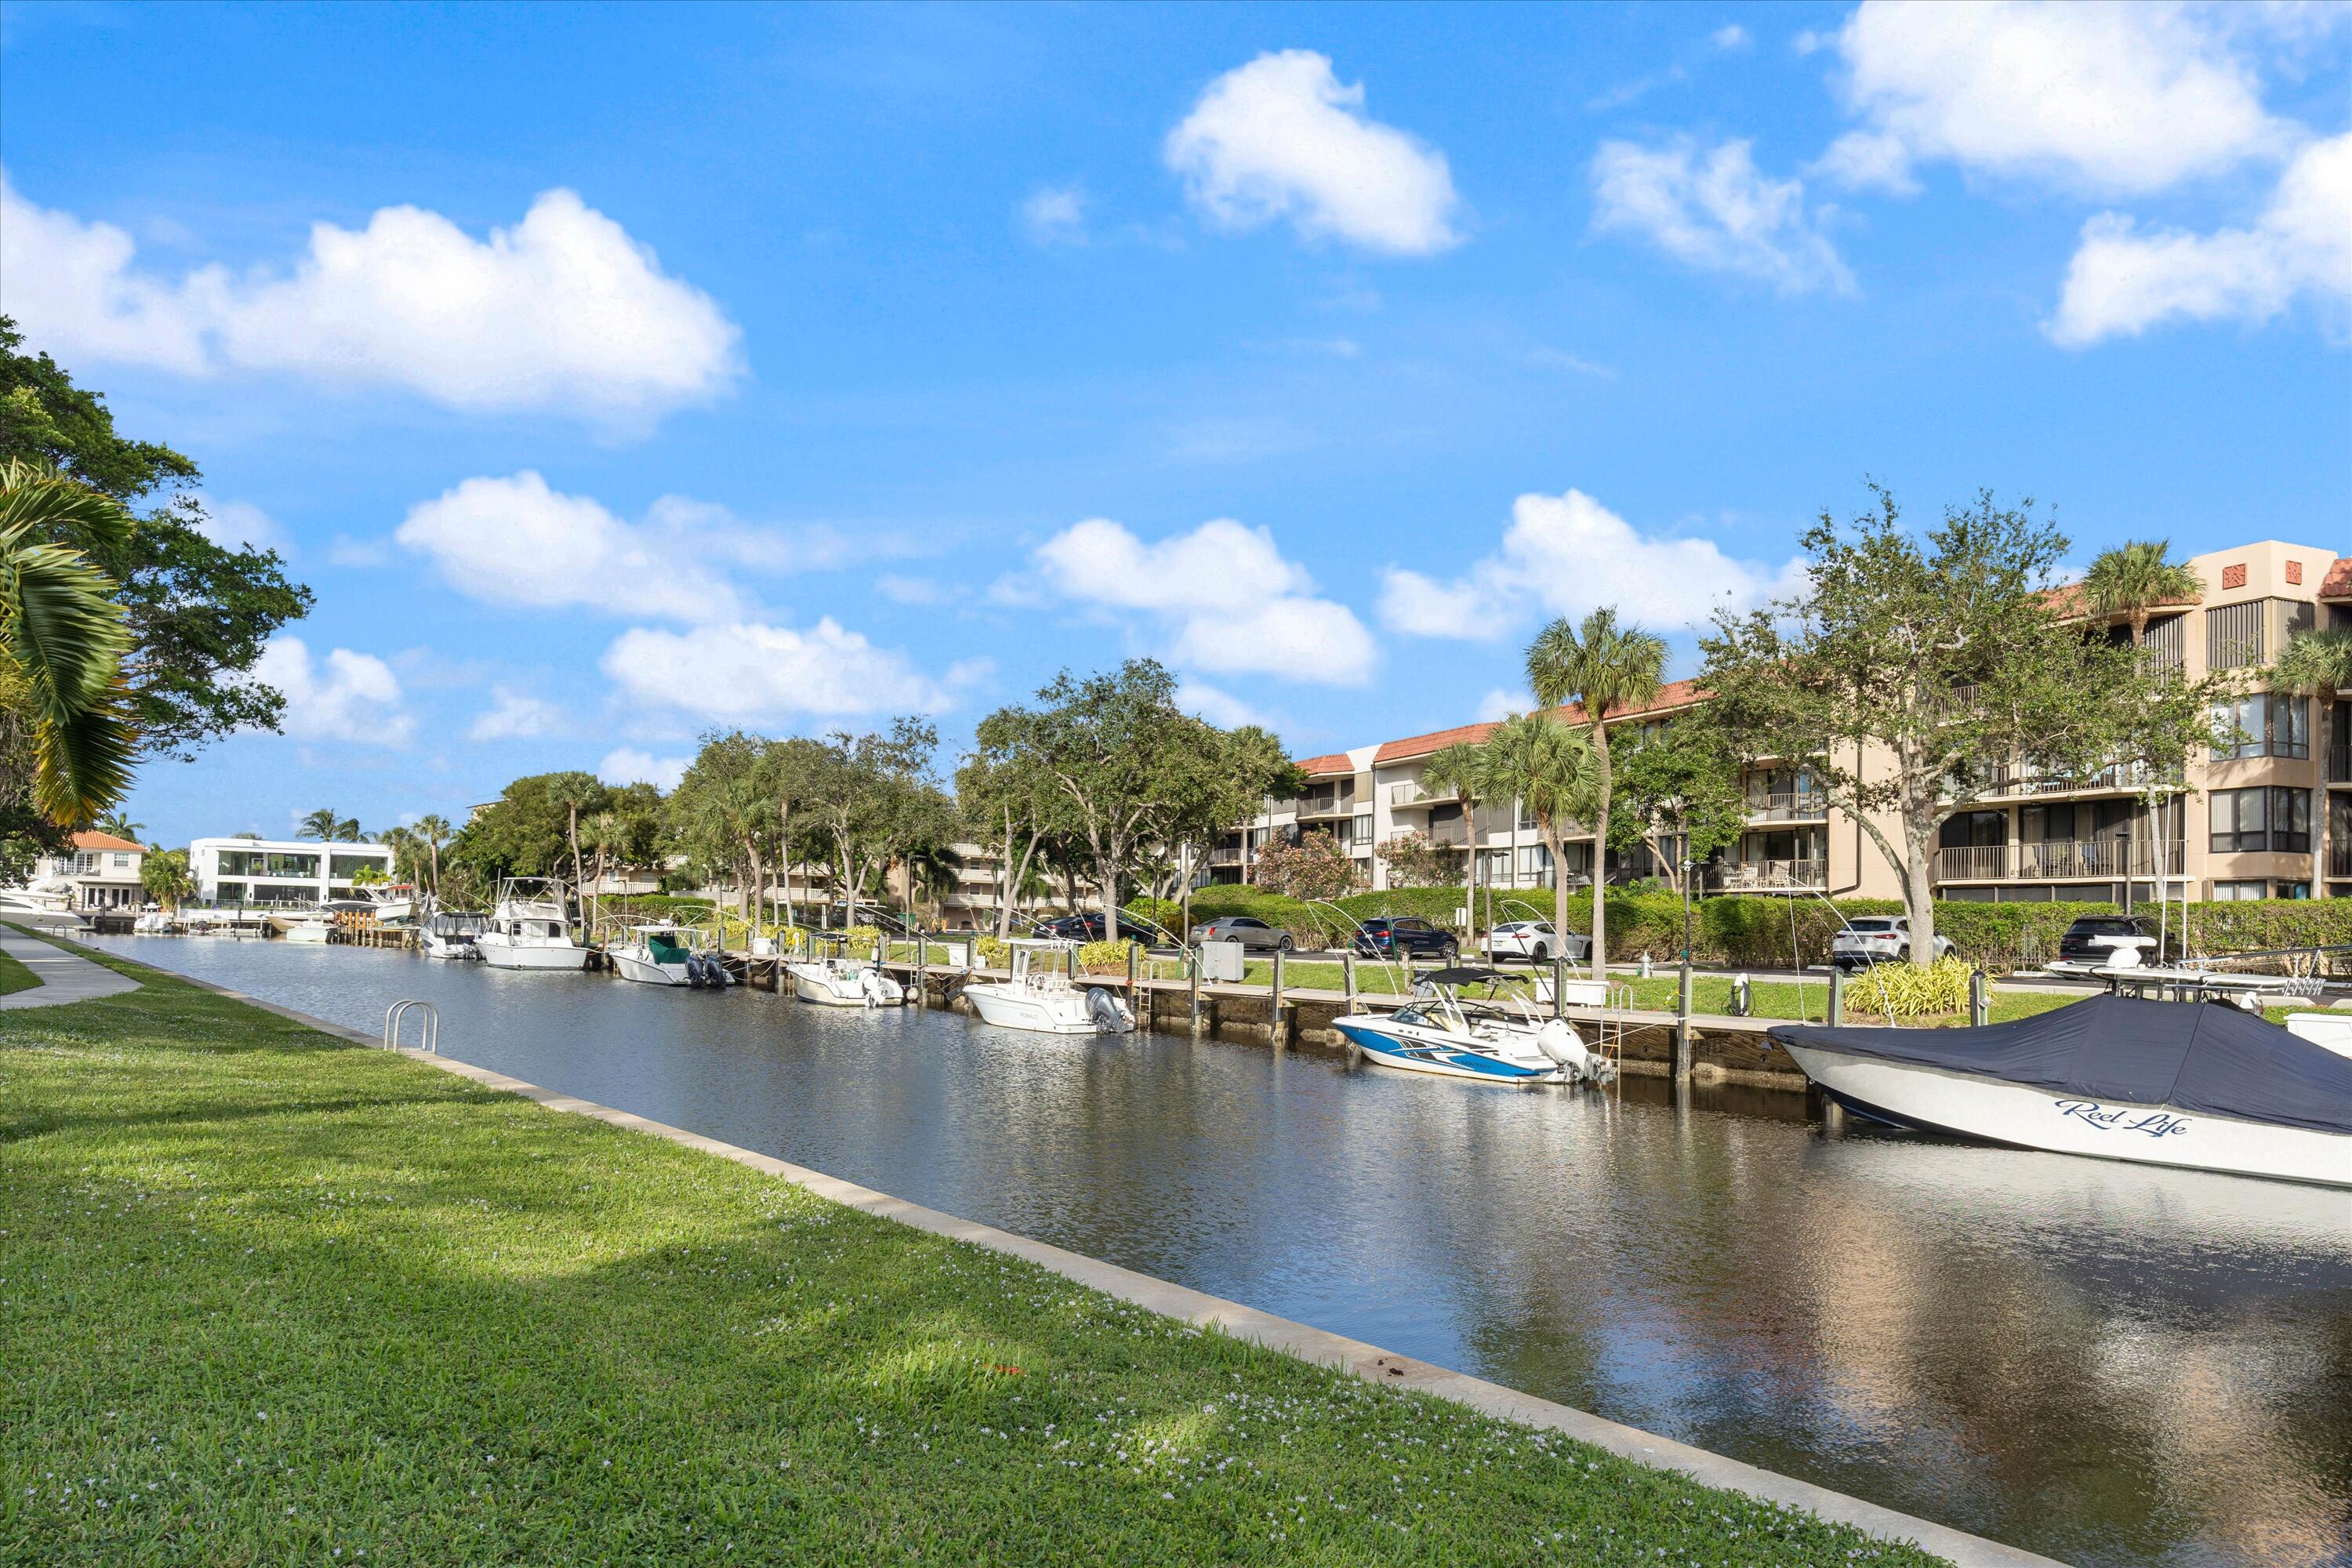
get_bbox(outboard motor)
[1086,986,1132,1034]
[858,967,887,1008]
[1535,1018,1607,1083]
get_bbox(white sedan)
[1483,920,1590,964]
[1829,916,1955,968]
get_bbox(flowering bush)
[1250,833,1363,902]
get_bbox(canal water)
[85,935,2352,1568]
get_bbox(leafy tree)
[1606,717,1748,896]
[1,318,310,758]
[797,720,942,927]
[2276,625,2352,883]
[0,461,140,827]
[1701,485,2223,967]
[1372,828,1461,889]
[296,808,359,842]
[458,773,607,884]
[1250,830,1362,902]
[2082,539,2202,649]
[140,846,195,910]
[959,716,1060,939]
[669,735,777,923]
[1475,711,1596,940]
[1526,608,1666,978]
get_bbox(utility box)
[1199,940,1246,982]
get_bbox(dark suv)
[2056,914,2162,966]
[1352,916,1459,962]
[1038,913,1107,942]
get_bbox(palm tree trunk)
[1588,724,1612,980]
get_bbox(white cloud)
[0,176,740,421]
[189,495,285,554]
[876,573,946,605]
[1029,516,1377,685]
[466,687,564,742]
[1711,24,1751,51]
[601,619,958,722]
[2049,130,2352,345]
[1590,138,1853,295]
[1377,488,1804,640]
[599,747,689,792]
[245,634,412,745]
[1165,50,1461,256]
[1176,680,1272,730]
[1475,688,1533,722]
[1022,183,1087,245]
[1817,2,2287,196]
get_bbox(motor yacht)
[475,879,589,971]
[1769,994,2351,1188]
[1336,967,1610,1085]
[420,910,488,960]
[960,939,1134,1034]
[611,924,731,988]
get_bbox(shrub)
[1844,956,1974,1019]
[2185,898,2352,960]
[974,935,1008,969]
[845,924,883,960]
[1250,833,1363,901]
[1077,938,1142,974]
[1120,898,1187,941]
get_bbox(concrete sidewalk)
[0,927,141,1010]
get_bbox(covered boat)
[1769,995,2352,1188]
[610,924,731,988]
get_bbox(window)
[111,852,130,868]
[2210,880,2267,902]
[1515,844,1551,878]
[1937,811,2006,848]
[2211,787,2312,853]
[2212,692,2310,760]
[329,854,381,880]
[1351,813,1373,846]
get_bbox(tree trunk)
[1588,722,1613,980]
[1902,818,1937,968]
[1461,798,1479,952]
[567,803,584,934]
[779,797,794,930]
[1098,847,1120,942]
[1544,819,1570,952]
[998,810,1017,940]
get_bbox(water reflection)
[85,936,2352,1567]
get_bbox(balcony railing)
[1933,840,2186,881]
[1206,847,1243,867]
[1425,822,1470,849]
[1710,859,1827,892]
[1297,792,1357,818]
[1979,760,2167,798]
[1745,790,1828,822]
[1386,781,1457,806]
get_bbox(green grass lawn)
[0,941,1944,1566]
[0,946,41,995]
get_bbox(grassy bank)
[0,942,1943,1566]
[0,946,40,995]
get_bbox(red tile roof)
[2322,557,2351,601]
[2041,580,2203,621]
[1541,677,1711,728]
[1295,752,1355,777]
[1343,678,1713,769]
[72,831,143,852]
[1373,720,1501,764]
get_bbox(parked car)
[1192,914,1295,952]
[1038,912,1107,942]
[1829,916,1955,968]
[2056,914,2163,967]
[1483,920,1591,964]
[1351,916,1459,962]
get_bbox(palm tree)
[1419,740,1489,953]
[2082,539,2202,648]
[140,846,195,911]
[97,810,143,841]
[1526,608,1666,979]
[583,809,624,931]
[412,813,452,898]
[296,808,358,841]
[1475,711,1596,956]
[0,461,139,827]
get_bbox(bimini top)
[1769,995,2352,1137]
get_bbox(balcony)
[1980,760,2165,798]
[1425,821,1470,849]
[1745,790,1828,823]
[1710,859,1827,893]
[1386,781,1456,807]
[1297,790,1357,819]
[1206,847,1243,867]
[1933,840,2186,882]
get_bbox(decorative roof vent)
[2285,559,2303,586]
[2221,562,2248,590]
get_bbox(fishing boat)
[1335,967,1610,1085]
[611,924,731,988]
[420,910,488,960]
[786,953,902,1007]
[132,906,172,935]
[1768,995,2352,1189]
[475,879,589,971]
[960,938,1133,1034]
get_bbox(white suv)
[1830,916,1955,969]
[1484,920,1592,964]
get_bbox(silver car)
[1192,915,1296,952]
[1829,916,1955,968]
[1483,920,1591,964]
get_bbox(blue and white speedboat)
[1336,967,1613,1086]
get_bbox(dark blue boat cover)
[1768,995,2352,1137]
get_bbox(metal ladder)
[383,999,438,1054]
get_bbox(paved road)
[0,926,140,1010]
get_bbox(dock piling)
[1342,950,1356,1014]
[1828,964,1845,1026]
[1270,947,1286,1048]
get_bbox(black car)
[1038,912,1108,942]
[2056,914,2161,966]
[1351,916,1459,961]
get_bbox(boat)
[474,879,590,971]
[132,905,172,935]
[1334,967,1611,1085]
[786,953,902,1007]
[0,889,90,931]
[1767,994,2352,1189]
[420,910,488,960]
[611,924,731,988]
[281,914,333,944]
[960,939,1134,1034]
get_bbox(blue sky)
[2,2,2346,845]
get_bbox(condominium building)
[187,837,396,906]
[1225,539,2350,906]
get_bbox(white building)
[188,837,394,906]
[27,830,147,909]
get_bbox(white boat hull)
[1335,1015,1576,1083]
[1783,1044,2352,1189]
[963,984,1128,1034]
[477,938,590,971]
[421,935,477,960]
[786,962,902,1006]
[282,923,332,945]
[609,949,691,986]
